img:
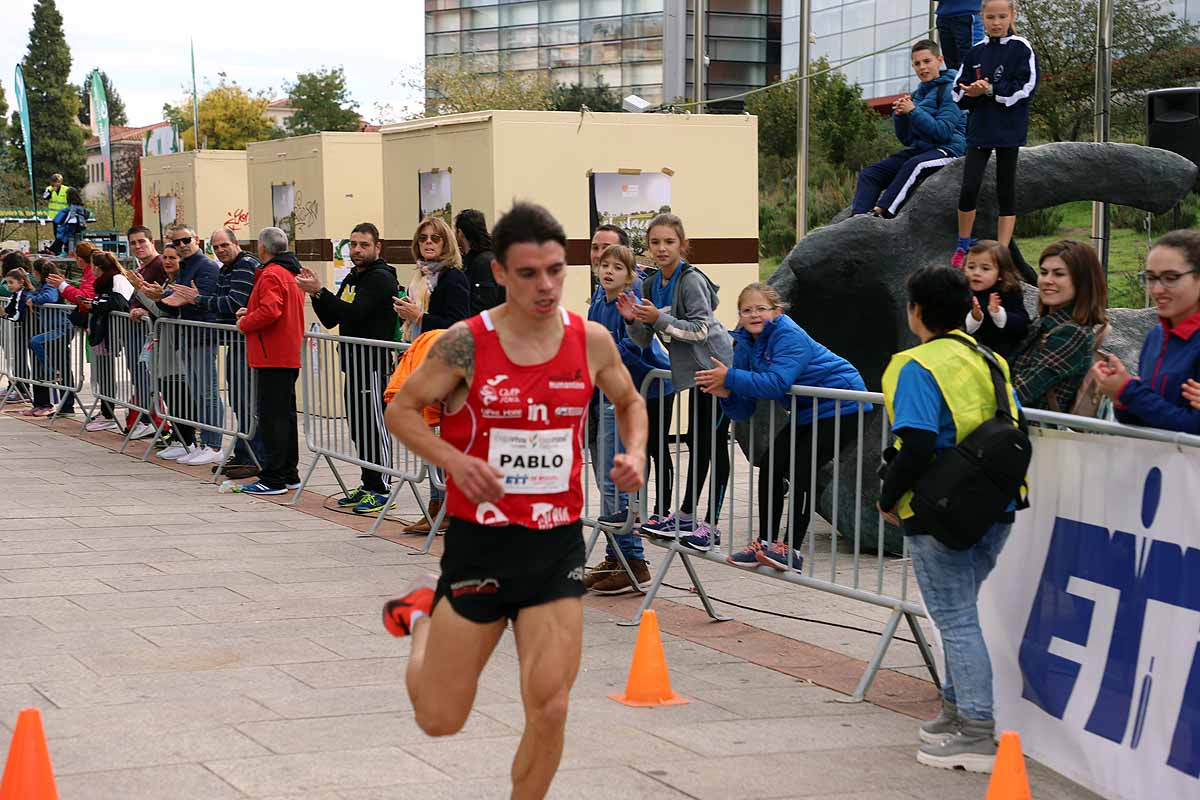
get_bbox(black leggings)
[645,392,675,518]
[757,415,860,547]
[958,146,1019,216]
[680,389,731,522]
[161,376,196,447]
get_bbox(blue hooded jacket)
[589,285,673,399]
[895,69,966,157]
[719,314,870,425]
[1115,310,1200,435]
[953,34,1038,148]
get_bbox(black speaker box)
[1147,87,1200,169]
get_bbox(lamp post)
[694,0,706,113]
[1091,0,1114,274]
[795,0,811,239]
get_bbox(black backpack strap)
[937,81,948,109]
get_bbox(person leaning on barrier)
[23,260,65,417]
[1092,230,1200,434]
[83,252,136,433]
[877,266,1023,774]
[148,225,224,466]
[117,226,166,442]
[232,228,305,496]
[696,282,869,573]
[296,221,400,514]
[42,240,101,417]
[454,209,503,314]
[164,227,264,478]
[1007,240,1108,412]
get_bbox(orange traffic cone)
[609,610,688,707]
[0,707,58,800]
[986,730,1031,800]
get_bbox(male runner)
[382,202,647,800]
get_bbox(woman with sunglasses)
[394,216,470,534]
[1092,229,1200,434]
[395,216,470,343]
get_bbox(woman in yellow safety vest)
[43,173,69,217]
[877,266,1021,776]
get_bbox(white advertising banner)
[979,427,1200,800]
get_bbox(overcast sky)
[1,0,426,127]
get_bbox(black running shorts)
[435,517,586,623]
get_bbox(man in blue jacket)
[851,40,967,218]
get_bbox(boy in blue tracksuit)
[936,0,982,78]
[852,39,966,218]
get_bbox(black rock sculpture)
[763,142,1198,553]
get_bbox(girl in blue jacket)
[1094,230,1200,435]
[950,0,1038,268]
[695,283,870,572]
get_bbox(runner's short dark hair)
[906,266,970,334]
[351,222,380,243]
[593,223,629,247]
[493,202,567,265]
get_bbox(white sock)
[677,511,693,522]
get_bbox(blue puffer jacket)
[589,285,673,399]
[1116,310,1200,435]
[720,315,870,425]
[895,70,966,157]
[953,34,1038,148]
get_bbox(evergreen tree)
[78,70,128,127]
[0,78,8,155]
[284,67,360,135]
[548,80,623,112]
[10,0,86,190]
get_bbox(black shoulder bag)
[908,334,1032,550]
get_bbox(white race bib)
[488,428,573,494]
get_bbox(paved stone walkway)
[0,412,1100,799]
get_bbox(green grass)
[1018,201,1152,309]
[759,255,782,283]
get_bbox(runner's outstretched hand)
[610,452,645,494]
[449,454,506,504]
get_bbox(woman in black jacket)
[455,208,503,314]
[395,216,470,341]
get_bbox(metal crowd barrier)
[150,317,258,474]
[294,331,440,538]
[83,310,156,453]
[0,303,86,428]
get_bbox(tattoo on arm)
[432,325,475,383]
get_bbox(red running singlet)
[441,307,593,530]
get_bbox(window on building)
[539,0,580,22]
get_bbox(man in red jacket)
[234,227,305,495]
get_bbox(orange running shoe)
[382,575,438,637]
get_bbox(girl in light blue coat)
[696,283,870,571]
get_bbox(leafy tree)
[1020,0,1200,142]
[284,67,360,135]
[0,78,8,155]
[77,70,128,127]
[163,77,274,150]
[747,59,891,170]
[548,80,623,112]
[423,67,554,116]
[9,0,86,189]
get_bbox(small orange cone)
[986,730,1031,800]
[609,610,688,707]
[0,707,58,800]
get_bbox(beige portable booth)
[379,110,759,327]
[139,150,250,246]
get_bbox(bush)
[1015,205,1065,237]
[1111,193,1199,236]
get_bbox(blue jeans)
[590,400,643,561]
[184,342,224,449]
[430,467,445,504]
[908,521,1011,721]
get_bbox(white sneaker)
[179,447,221,466]
[85,418,120,433]
[129,422,157,440]
[157,444,191,460]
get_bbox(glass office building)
[424,1,781,110]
